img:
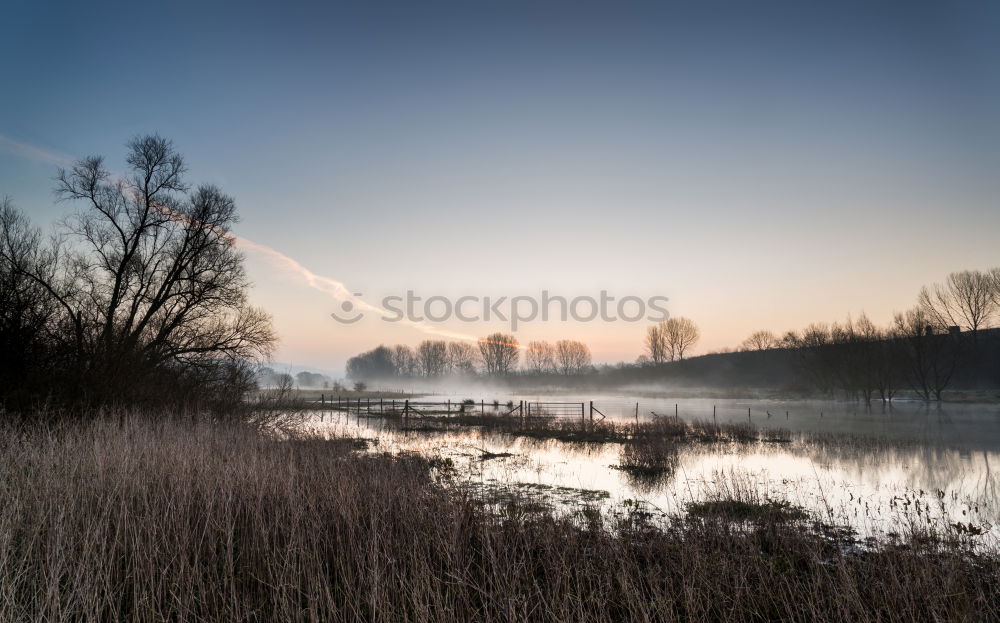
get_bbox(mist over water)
[305,392,1000,546]
[352,389,1000,449]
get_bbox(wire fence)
[312,395,829,426]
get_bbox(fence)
[309,394,868,428]
[316,396,616,421]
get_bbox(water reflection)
[387,394,1000,450]
[306,404,1000,543]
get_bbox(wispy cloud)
[236,235,488,343]
[0,133,76,168]
[1,133,487,344]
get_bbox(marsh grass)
[1,416,998,622]
[688,473,809,523]
[615,420,682,482]
[617,436,679,476]
[397,411,785,445]
[688,498,807,522]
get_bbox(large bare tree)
[664,317,699,360]
[918,270,998,340]
[0,136,275,404]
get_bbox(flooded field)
[307,395,1000,545]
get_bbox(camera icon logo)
[330,293,364,324]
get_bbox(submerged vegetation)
[687,473,810,523]
[0,415,997,622]
[385,407,795,447]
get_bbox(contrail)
[0,133,77,168]
[233,233,488,343]
[1,133,499,345]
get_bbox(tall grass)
[0,416,996,621]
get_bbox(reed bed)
[409,411,792,447]
[0,416,996,622]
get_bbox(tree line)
[731,268,1000,402]
[346,333,593,380]
[344,268,1000,402]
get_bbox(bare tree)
[786,323,834,394]
[446,341,478,375]
[918,270,997,341]
[416,340,448,377]
[390,344,416,377]
[554,339,591,374]
[778,330,800,349]
[893,307,959,401]
[478,332,519,375]
[0,198,55,401]
[525,340,555,373]
[740,330,777,351]
[800,323,831,348]
[833,313,881,403]
[664,317,699,360]
[875,321,905,404]
[644,323,668,364]
[0,136,275,405]
[991,267,1000,305]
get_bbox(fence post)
[589,401,594,423]
[321,394,325,405]
[635,402,639,422]
[675,403,678,418]
[404,399,409,419]
[748,407,751,422]
[447,399,450,417]
[713,405,716,423]
[380,398,383,414]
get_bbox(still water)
[307,395,1000,543]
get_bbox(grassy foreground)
[0,417,997,622]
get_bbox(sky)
[2,0,999,375]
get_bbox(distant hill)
[594,327,1000,395]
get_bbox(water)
[304,395,1000,544]
[371,393,1000,449]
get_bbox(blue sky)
[2,0,999,371]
